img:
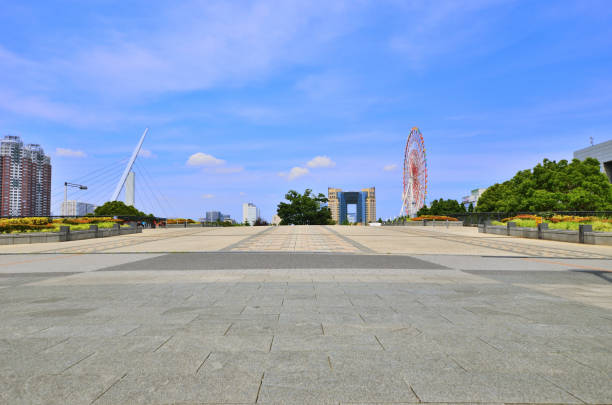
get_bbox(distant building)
[61,200,96,217]
[347,213,356,223]
[574,139,612,182]
[206,210,232,223]
[0,135,51,216]
[462,188,487,209]
[206,211,221,222]
[328,187,376,224]
[242,203,260,225]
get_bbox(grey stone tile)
[406,370,584,404]
[159,334,273,352]
[41,336,169,354]
[34,323,139,338]
[0,337,69,354]
[0,350,96,376]
[271,335,381,352]
[0,373,122,405]
[94,373,260,404]
[63,350,209,375]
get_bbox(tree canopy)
[94,201,149,217]
[417,199,466,216]
[476,158,612,212]
[276,189,334,225]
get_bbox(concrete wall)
[385,220,464,227]
[478,223,611,245]
[584,231,612,245]
[0,224,142,245]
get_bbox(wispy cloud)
[138,148,156,158]
[383,164,397,171]
[186,152,225,167]
[307,155,336,168]
[279,166,309,180]
[202,193,215,199]
[56,148,86,158]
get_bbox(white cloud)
[56,148,86,158]
[307,155,336,168]
[138,148,156,158]
[383,164,398,171]
[187,152,225,167]
[279,166,309,180]
[202,193,215,199]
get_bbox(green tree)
[476,158,612,212]
[417,199,466,216]
[94,201,148,216]
[468,203,474,213]
[277,189,333,225]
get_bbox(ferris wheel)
[401,127,428,217]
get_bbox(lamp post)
[63,182,88,216]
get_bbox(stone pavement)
[0,226,611,404]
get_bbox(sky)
[1,0,611,221]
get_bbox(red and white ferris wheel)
[401,127,428,217]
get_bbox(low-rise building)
[462,188,487,209]
[574,139,612,182]
[60,200,96,216]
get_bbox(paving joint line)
[153,335,173,352]
[195,351,212,374]
[90,372,127,404]
[324,226,375,253]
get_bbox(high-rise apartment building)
[0,135,51,217]
[242,203,260,225]
[328,187,376,224]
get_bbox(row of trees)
[415,158,612,216]
[475,158,612,212]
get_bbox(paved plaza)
[0,225,611,404]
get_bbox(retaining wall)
[0,224,142,245]
[478,223,612,246]
[384,220,464,227]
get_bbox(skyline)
[1,1,611,220]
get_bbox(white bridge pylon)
[110,128,148,204]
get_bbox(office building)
[0,135,51,216]
[462,188,487,209]
[328,187,376,224]
[205,211,232,223]
[574,139,612,182]
[242,202,260,225]
[60,200,96,216]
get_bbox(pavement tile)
[159,334,273,352]
[0,373,122,405]
[271,334,382,352]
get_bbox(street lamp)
[64,182,88,206]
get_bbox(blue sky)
[1,1,611,220]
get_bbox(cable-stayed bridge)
[51,129,174,217]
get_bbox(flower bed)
[493,215,612,232]
[167,218,197,224]
[411,215,459,221]
[0,217,124,233]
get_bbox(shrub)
[0,217,53,233]
[411,215,458,221]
